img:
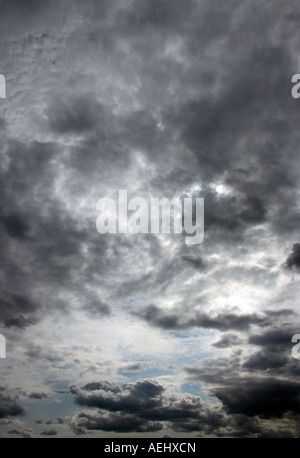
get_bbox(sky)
[0,0,300,438]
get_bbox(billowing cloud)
[69,379,228,435]
[214,380,300,418]
[0,388,26,419]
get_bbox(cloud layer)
[0,0,300,438]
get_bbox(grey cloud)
[1,0,300,439]
[4,315,36,329]
[213,380,300,419]
[8,427,33,438]
[44,418,64,425]
[0,293,38,329]
[0,214,30,239]
[28,392,51,400]
[185,355,243,386]
[243,327,300,377]
[285,244,300,270]
[181,256,205,270]
[185,326,298,385]
[212,333,242,348]
[119,362,149,373]
[0,388,26,419]
[25,345,64,363]
[72,412,162,434]
[41,429,58,436]
[249,328,296,347]
[121,0,195,30]
[82,381,121,394]
[185,334,300,423]
[84,300,111,317]
[70,379,165,414]
[68,376,300,437]
[133,304,266,331]
[69,378,227,435]
[45,95,110,135]
[191,188,268,239]
[243,350,289,372]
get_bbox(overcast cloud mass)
[0,0,300,438]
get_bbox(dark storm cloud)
[4,315,36,329]
[202,190,268,235]
[171,43,293,178]
[133,304,266,331]
[186,323,300,385]
[249,328,295,347]
[69,376,300,437]
[213,379,300,418]
[242,326,300,377]
[185,323,300,423]
[0,292,38,329]
[0,214,30,239]
[133,1,300,241]
[243,350,289,372]
[0,139,78,324]
[69,378,228,434]
[0,135,114,326]
[1,0,300,439]
[189,50,292,176]
[71,379,204,422]
[45,94,110,135]
[0,140,59,208]
[0,0,298,332]
[285,243,300,270]
[0,387,26,419]
[70,379,165,413]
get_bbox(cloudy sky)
[0,0,300,438]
